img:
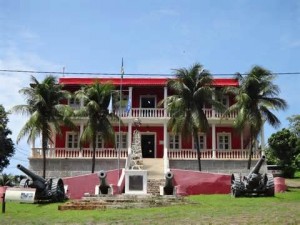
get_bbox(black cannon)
[98,170,111,195]
[163,171,175,195]
[231,156,274,197]
[17,164,65,202]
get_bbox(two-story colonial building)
[29,77,262,177]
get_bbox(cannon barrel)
[17,164,47,190]
[99,170,110,194]
[164,171,174,195]
[248,155,266,175]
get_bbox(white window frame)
[89,132,104,149]
[218,95,229,108]
[68,97,80,108]
[217,133,231,150]
[140,95,157,108]
[193,133,206,150]
[169,134,181,150]
[115,133,127,149]
[66,132,79,149]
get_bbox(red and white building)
[29,77,262,177]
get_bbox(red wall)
[172,169,231,195]
[56,126,79,148]
[63,169,121,199]
[132,87,164,108]
[216,127,241,149]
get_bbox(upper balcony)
[115,108,237,120]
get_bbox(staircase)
[143,158,165,195]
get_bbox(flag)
[108,94,113,113]
[121,57,124,78]
[125,98,131,114]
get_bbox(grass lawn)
[1,188,300,225]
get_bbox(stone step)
[147,178,165,195]
[58,195,188,210]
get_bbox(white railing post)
[212,124,216,158]
[163,121,169,173]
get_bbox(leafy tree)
[11,75,75,178]
[0,105,15,172]
[74,82,117,173]
[225,66,287,169]
[164,63,224,171]
[0,173,14,186]
[268,128,300,178]
[288,115,300,137]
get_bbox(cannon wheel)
[51,178,65,202]
[19,178,30,188]
[231,174,243,197]
[265,173,275,197]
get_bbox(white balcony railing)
[115,108,237,119]
[31,148,128,159]
[31,148,260,160]
[168,149,261,160]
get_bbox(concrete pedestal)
[125,170,148,195]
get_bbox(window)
[218,96,229,108]
[140,96,156,108]
[169,134,180,150]
[66,132,79,149]
[193,133,206,150]
[116,133,127,149]
[218,133,231,150]
[91,133,104,148]
[68,97,80,108]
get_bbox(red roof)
[59,77,238,87]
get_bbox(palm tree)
[165,63,224,171]
[225,66,287,169]
[74,81,117,173]
[11,75,75,178]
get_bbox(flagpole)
[118,58,124,182]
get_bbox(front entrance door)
[141,134,155,158]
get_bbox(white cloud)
[0,40,60,174]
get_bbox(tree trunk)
[193,131,201,171]
[42,128,48,178]
[247,129,253,170]
[91,137,96,173]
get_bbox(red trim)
[59,77,238,87]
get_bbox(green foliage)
[0,105,15,172]
[265,147,280,165]
[268,128,300,178]
[288,114,300,137]
[11,75,75,178]
[165,63,223,171]
[225,66,287,169]
[74,81,117,173]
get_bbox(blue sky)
[1,0,299,174]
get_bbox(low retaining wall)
[171,169,287,196]
[63,169,121,199]
[172,169,231,195]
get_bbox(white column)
[212,124,216,159]
[163,121,169,173]
[212,88,216,118]
[79,122,84,157]
[128,87,133,117]
[164,86,168,117]
[128,122,132,154]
